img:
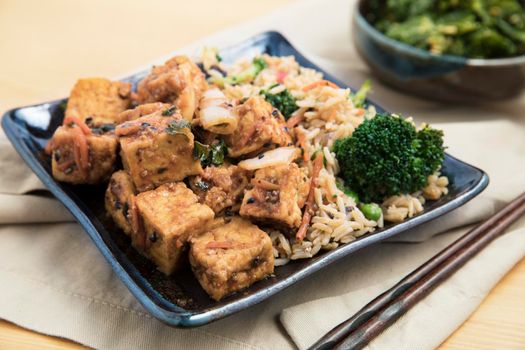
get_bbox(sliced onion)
[238,147,300,170]
[198,89,237,134]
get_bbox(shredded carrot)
[115,123,142,136]
[251,178,280,191]
[206,241,233,249]
[251,188,266,202]
[70,126,89,178]
[63,115,91,135]
[295,130,310,162]
[296,153,323,241]
[355,108,365,116]
[286,113,304,129]
[302,80,339,92]
[56,160,76,172]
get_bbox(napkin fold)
[1,0,525,349]
[282,222,525,350]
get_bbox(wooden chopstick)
[309,192,525,350]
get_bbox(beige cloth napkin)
[1,0,525,349]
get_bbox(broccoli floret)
[333,113,445,203]
[260,84,299,119]
[415,124,445,177]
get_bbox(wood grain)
[439,258,525,350]
[0,0,524,349]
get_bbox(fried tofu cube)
[105,171,136,235]
[117,111,203,192]
[225,97,292,158]
[132,182,215,275]
[134,56,208,121]
[188,164,251,214]
[189,217,274,301]
[50,125,118,184]
[240,163,309,228]
[65,78,132,126]
[116,102,172,124]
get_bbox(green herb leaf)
[193,139,227,167]
[193,141,210,163]
[162,106,178,116]
[165,119,191,136]
[210,139,227,166]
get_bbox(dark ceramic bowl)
[352,0,525,102]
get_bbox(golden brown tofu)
[189,217,274,301]
[116,102,171,124]
[105,171,136,235]
[117,111,203,192]
[225,97,292,158]
[240,163,309,228]
[50,125,118,184]
[134,56,208,121]
[133,183,215,275]
[65,78,132,126]
[189,164,252,214]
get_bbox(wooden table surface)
[1,0,524,349]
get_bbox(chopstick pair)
[309,192,525,350]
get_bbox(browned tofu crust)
[133,183,215,275]
[116,102,172,124]
[117,111,203,192]
[50,125,118,184]
[134,56,208,121]
[225,96,292,158]
[240,163,309,228]
[105,171,136,235]
[188,164,252,214]
[66,78,131,126]
[189,217,274,301]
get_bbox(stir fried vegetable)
[350,80,371,108]
[193,139,227,167]
[260,84,299,119]
[367,0,525,58]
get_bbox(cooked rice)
[202,52,448,264]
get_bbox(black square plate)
[1,31,489,327]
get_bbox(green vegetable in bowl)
[333,113,445,203]
[367,0,525,58]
